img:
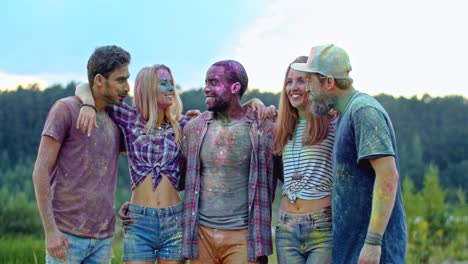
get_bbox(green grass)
[2,233,466,263]
[0,233,125,264]
[0,232,277,264]
[0,236,44,264]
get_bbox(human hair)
[274,56,332,155]
[335,77,353,90]
[212,60,248,98]
[133,65,183,142]
[87,45,131,87]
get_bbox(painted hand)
[76,104,98,136]
[250,98,277,121]
[186,109,201,118]
[118,201,134,232]
[46,230,70,260]
[358,243,381,264]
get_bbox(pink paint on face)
[286,69,309,113]
[204,66,232,112]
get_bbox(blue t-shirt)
[332,92,407,264]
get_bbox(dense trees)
[0,83,468,240]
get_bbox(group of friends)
[33,44,407,264]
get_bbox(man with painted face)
[33,45,131,263]
[181,60,277,264]
[291,44,407,264]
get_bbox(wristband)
[365,232,383,246]
[80,103,97,113]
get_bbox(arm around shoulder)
[75,83,98,136]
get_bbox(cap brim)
[290,62,319,73]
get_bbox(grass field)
[0,232,277,264]
[0,233,125,264]
[1,233,467,263]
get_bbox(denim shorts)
[275,206,332,264]
[46,232,113,264]
[123,202,184,261]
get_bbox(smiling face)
[204,65,233,112]
[102,64,130,106]
[156,68,175,111]
[285,68,309,115]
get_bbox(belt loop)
[143,206,147,216]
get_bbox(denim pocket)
[275,219,286,234]
[125,211,144,232]
[313,216,332,231]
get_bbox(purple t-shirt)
[42,96,120,239]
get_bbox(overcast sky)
[1,0,467,98]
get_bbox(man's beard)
[207,97,228,112]
[309,90,336,116]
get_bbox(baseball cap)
[290,44,352,79]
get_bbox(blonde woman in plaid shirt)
[76,64,190,264]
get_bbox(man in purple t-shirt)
[32,45,131,263]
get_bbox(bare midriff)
[280,195,331,214]
[130,173,181,208]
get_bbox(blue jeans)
[275,206,333,264]
[46,232,114,264]
[123,202,184,262]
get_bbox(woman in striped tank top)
[273,56,338,264]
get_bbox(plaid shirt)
[109,103,190,190]
[181,107,277,262]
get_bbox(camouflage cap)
[291,44,351,79]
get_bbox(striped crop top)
[282,115,337,202]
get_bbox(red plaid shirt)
[181,107,277,262]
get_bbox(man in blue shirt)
[291,44,407,263]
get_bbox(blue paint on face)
[160,79,174,92]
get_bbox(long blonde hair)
[133,65,183,142]
[274,56,332,155]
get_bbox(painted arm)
[75,83,98,136]
[358,155,399,264]
[32,136,70,260]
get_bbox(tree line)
[2,83,466,198]
[0,82,466,262]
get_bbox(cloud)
[0,71,139,95]
[0,71,85,91]
[230,0,468,97]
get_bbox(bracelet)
[365,232,383,246]
[80,103,97,113]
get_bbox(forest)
[0,83,466,263]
